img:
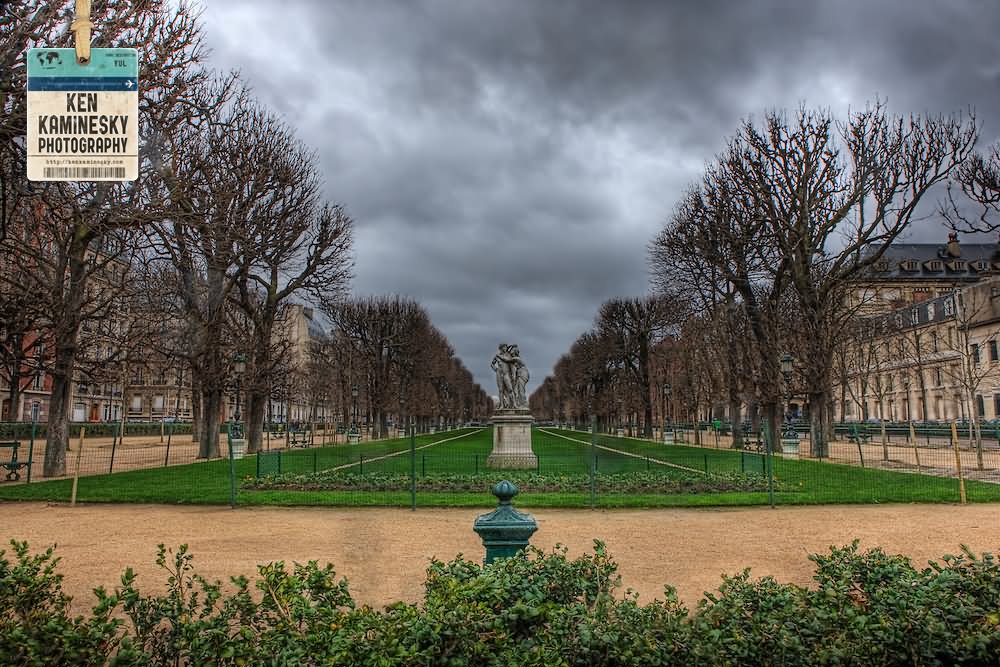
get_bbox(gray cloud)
[201,0,1000,392]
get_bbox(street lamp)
[233,353,247,426]
[351,384,359,434]
[902,373,912,422]
[780,353,793,423]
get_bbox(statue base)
[487,411,536,469]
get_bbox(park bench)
[0,441,29,481]
[846,426,871,446]
[289,431,309,448]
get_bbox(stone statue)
[492,343,529,410]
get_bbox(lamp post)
[351,384,359,439]
[780,353,793,424]
[780,352,801,459]
[663,383,673,443]
[233,354,246,436]
[902,372,913,422]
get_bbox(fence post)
[741,451,745,473]
[422,454,426,477]
[590,415,597,510]
[360,454,364,475]
[410,423,417,511]
[909,421,921,469]
[856,439,865,468]
[313,449,318,473]
[474,454,479,476]
[227,422,237,509]
[27,417,36,484]
[108,430,117,474]
[951,420,968,504]
[277,450,282,474]
[164,421,173,467]
[71,427,85,506]
[763,419,774,509]
[256,451,261,478]
[703,453,708,473]
[646,455,650,471]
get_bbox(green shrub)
[2,539,999,665]
[0,422,195,440]
[244,469,776,495]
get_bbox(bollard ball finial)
[492,480,518,504]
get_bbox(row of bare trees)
[322,295,492,440]
[2,2,491,476]
[537,104,986,455]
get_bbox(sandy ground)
[2,428,372,481]
[2,502,997,613]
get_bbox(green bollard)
[473,480,538,564]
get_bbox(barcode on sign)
[43,166,126,179]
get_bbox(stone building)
[833,256,1000,421]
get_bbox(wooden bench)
[0,441,29,482]
[288,431,310,448]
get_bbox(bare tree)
[1,1,209,475]
[651,104,976,457]
[326,296,429,439]
[943,142,1000,233]
[595,295,678,437]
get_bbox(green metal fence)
[1,424,997,508]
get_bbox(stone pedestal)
[488,410,537,469]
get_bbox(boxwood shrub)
[0,421,195,440]
[1,539,998,665]
[244,470,776,495]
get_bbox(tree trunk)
[763,401,780,453]
[191,372,203,444]
[729,398,742,449]
[199,387,222,458]
[246,392,266,454]
[43,350,73,477]
[43,233,91,476]
[809,390,829,458]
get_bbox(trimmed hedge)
[2,539,999,665]
[245,469,776,495]
[0,421,194,439]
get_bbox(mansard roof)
[862,240,1000,282]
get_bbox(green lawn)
[549,428,1000,505]
[0,426,996,507]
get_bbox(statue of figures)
[492,343,529,409]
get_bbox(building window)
[990,340,998,362]
[31,371,43,390]
[932,331,939,352]
[131,368,144,384]
[130,395,142,412]
[153,395,164,412]
[935,368,942,386]
[977,395,985,417]
[972,344,981,365]
[994,395,1000,418]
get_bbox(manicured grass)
[549,428,1000,505]
[1,426,997,507]
[0,429,485,505]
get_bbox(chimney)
[947,232,961,258]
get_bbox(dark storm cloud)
[202,0,1000,393]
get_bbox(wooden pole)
[909,420,921,469]
[951,420,967,504]
[70,427,85,506]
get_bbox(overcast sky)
[200,0,1000,396]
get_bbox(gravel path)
[3,502,997,613]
